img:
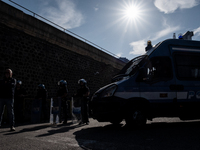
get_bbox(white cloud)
[129,19,180,55]
[194,27,200,37]
[151,18,181,40]
[152,25,180,41]
[116,53,123,57]
[94,7,99,11]
[129,40,146,55]
[154,0,200,14]
[40,0,84,29]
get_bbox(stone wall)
[0,1,126,99]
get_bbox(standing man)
[0,69,16,131]
[14,80,27,124]
[76,79,90,125]
[57,80,68,124]
[145,40,152,51]
[35,84,48,122]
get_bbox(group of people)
[0,69,90,131]
[52,79,90,126]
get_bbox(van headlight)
[101,85,117,98]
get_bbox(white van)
[91,36,200,126]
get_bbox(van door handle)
[170,84,184,91]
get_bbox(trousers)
[81,98,89,123]
[0,98,15,127]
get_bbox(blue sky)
[3,0,200,60]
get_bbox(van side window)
[142,57,173,81]
[175,53,200,80]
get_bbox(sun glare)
[124,5,140,20]
[118,0,145,25]
[111,1,147,37]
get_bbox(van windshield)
[119,55,146,75]
[112,55,147,82]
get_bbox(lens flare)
[124,5,141,20]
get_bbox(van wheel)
[125,109,147,127]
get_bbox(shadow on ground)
[73,121,200,150]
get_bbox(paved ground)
[1,118,200,150]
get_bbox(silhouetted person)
[75,79,90,125]
[36,84,48,122]
[56,80,68,124]
[0,69,16,131]
[145,40,152,51]
[14,80,27,123]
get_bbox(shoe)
[10,126,15,131]
[52,122,57,127]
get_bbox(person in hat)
[76,79,90,125]
[56,80,68,124]
[36,84,48,122]
[14,80,27,123]
[145,40,152,51]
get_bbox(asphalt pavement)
[1,118,200,150]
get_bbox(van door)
[138,56,177,117]
[173,49,200,119]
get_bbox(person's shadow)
[36,122,87,137]
[3,123,51,135]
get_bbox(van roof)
[158,39,200,47]
[146,39,200,56]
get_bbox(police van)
[91,32,200,126]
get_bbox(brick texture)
[0,24,120,98]
[0,1,126,120]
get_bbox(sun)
[124,5,141,20]
[117,0,146,25]
[111,1,147,34]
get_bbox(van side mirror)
[137,67,153,82]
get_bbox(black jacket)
[0,77,16,99]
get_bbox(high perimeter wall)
[0,1,126,100]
